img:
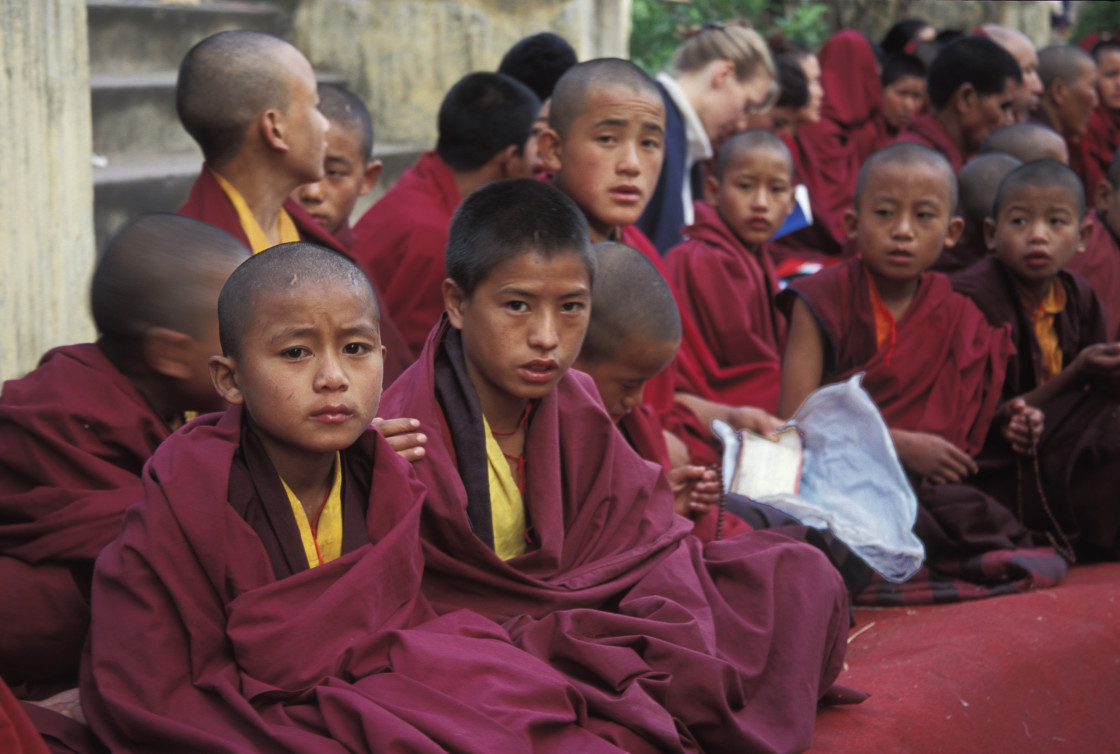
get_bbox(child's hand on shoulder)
[667,465,721,518]
[1074,342,1120,390]
[727,406,783,439]
[891,428,978,485]
[996,397,1044,455]
[371,417,428,462]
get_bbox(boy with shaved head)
[1033,45,1100,191]
[82,242,622,753]
[934,152,1022,274]
[0,214,248,693]
[174,30,411,383]
[979,122,1069,164]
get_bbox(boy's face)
[705,147,795,249]
[846,160,963,285]
[986,183,1091,291]
[444,250,591,421]
[1096,179,1120,239]
[541,86,666,240]
[210,281,384,466]
[959,78,1018,153]
[1097,49,1120,111]
[278,47,330,185]
[291,124,382,234]
[577,337,678,424]
[881,75,926,131]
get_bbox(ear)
[360,159,383,197]
[1050,78,1069,106]
[703,174,721,206]
[259,108,290,153]
[442,278,467,329]
[142,328,196,380]
[953,83,977,117]
[843,209,859,240]
[538,128,563,174]
[208,355,244,405]
[495,144,526,179]
[983,216,998,251]
[1078,216,1093,253]
[710,59,736,90]
[943,215,965,248]
[1095,179,1112,212]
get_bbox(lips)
[518,359,559,385]
[886,249,915,263]
[311,405,354,423]
[609,185,642,204]
[1024,250,1052,268]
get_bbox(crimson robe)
[1069,210,1120,341]
[896,113,966,174]
[952,257,1120,560]
[81,405,622,754]
[0,681,48,754]
[0,343,170,691]
[351,152,461,359]
[664,202,786,415]
[176,167,411,385]
[767,133,845,268]
[380,318,852,754]
[932,233,990,276]
[1084,105,1120,195]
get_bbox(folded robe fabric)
[81,406,623,754]
[380,318,853,754]
[1069,209,1120,342]
[895,113,966,174]
[0,343,170,690]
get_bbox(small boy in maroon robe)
[953,160,1120,561]
[0,214,248,696]
[665,130,795,416]
[380,178,852,753]
[1085,40,1120,195]
[82,242,620,754]
[979,122,1069,164]
[289,84,383,249]
[896,35,1021,173]
[779,144,1059,601]
[1072,146,1120,340]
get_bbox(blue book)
[771,184,812,240]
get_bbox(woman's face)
[797,54,824,124]
[703,68,773,145]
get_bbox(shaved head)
[855,143,957,210]
[581,241,681,363]
[979,123,1069,164]
[958,153,1022,234]
[177,30,303,166]
[92,214,250,357]
[317,84,373,162]
[217,242,376,358]
[1038,44,1094,89]
[715,129,791,178]
[549,58,662,139]
[992,159,1085,219]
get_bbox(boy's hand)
[997,397,1044,455]
[726,406,783,439]
[667,465,721,518]
[1074,342,1120,390]
[371,417,427,462]
[892,429,978,485]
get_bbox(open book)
[727,426,804,499]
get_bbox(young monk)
[0,214,248,694]
[1072,146,1120,340]
[81,242,623,753]
[896,35,1021,173]
[665,130,795,415]
[174,30,411,384]
[879,53,928,136]
[953,160,1120,561]
[539,58,781,465]
[1032,45,1100,191]
[1085,40,1120,193]
[979,121,1070,164]
[351,72,539,358]
[289,84,382,249]
[934,152,1022,274]
[380,178,852,753]
[779,144,1057,601]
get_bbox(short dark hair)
[715,129,792,179]
[772,53,809,109]
[435,72,540,172]
[991,159,1085,220]
[445,178,593,298]
[854,143,957,210]
[881,53,926,89]
[217,242,375,358]
[1038,44,1094,89]
[498,32,578,102]
[926,36,1022,111]
[957,152,1022,230]
[1091,38,1120,63]
[549,58,662,139]
[880,18,934,58]
[979,123,1067,164]
[318,84,374,162]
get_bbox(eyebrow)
[325,155,354,167]
[270,326,315,343]
[501,286,590,298]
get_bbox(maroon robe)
[0,682,49,754]
[1069,210,1120,341]
[380,318,852,754]
[932,233,990,276]
[351,151,461,359]
[767,133,844,267]
[664,202,786,415]
[81,406,622,754]
[333,218,358,250]
[0,343,170,691]
[1084,105,1120,195]
[176,167,411,385]
[1029,108,1096,197]
[896,113,966,174]
[952,257,1120,560]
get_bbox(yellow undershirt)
[210,168,301,253]
[1032,281,1067,383]
[482,417,527,560]
[280,452,344,568]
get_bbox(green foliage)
[1071,2,1120,46]
[630,0,831,75]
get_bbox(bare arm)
[778,297,825,420]
[673,393,782,438]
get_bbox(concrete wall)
[0,1,96,381]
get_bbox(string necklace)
[1015,419,1076,564]
[491,402,533,495]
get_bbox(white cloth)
[656,73,712,228]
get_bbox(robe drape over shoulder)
[895,113,965,174]
[1085,105,1120,197]
[176,167,411,385]
[767,132,844,268]
[952,257,1120,559]
[1069,210,1120,341]
[81,406,623,754]
[351,151,462,359]
[380,318,853,754]
[0,343,170,690]
[665,202,786,415]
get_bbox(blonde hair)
[673,20,775,83]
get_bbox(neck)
[125,373,187,430]
[935,110,970,160]
[1009,271,1056,311]
[867,268,920,319]
[589,222,619,243]
[451,165,493,202]
[1040,98,1073,140]
[211,157,301,245]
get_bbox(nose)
[528,310,560,351]
[299,179,324,203]
[315,351,348,391]
[617,141,640,176]
[750,186,770,210]
[892,212,914,238]
[621,384,644,410]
